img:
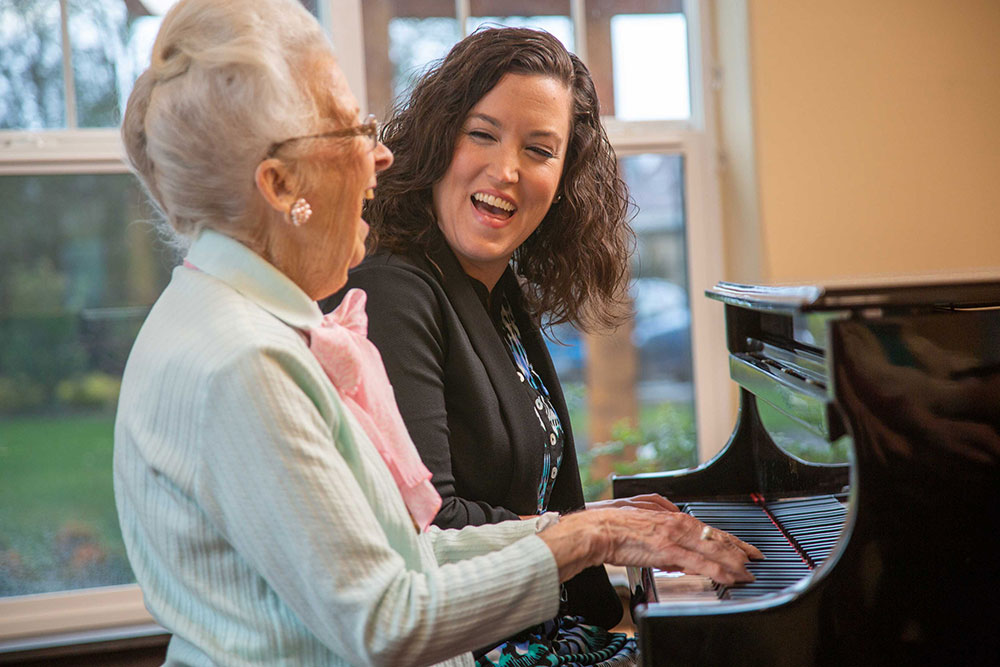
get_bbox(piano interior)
[613,276,1000,666]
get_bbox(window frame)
[598,0,731,462]
[0,0,732,647]
[0,130,127,175]
[328,0,732,457]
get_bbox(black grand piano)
[613,276,1000,666]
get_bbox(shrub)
[55,372,121,409]
[579,403,698,501]
[0,375,47,414]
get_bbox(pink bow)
[309,288,441,532]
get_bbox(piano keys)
[631,494,847,605]
[614,275,1000,666]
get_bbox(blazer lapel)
[425,241,546,506]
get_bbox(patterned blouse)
[489,290,565,514]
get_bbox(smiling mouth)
[471,192,516,220]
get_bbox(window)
[0,0,319,648]
[0,0,728,645]
[0,174,172,599]
[347,0,729,497]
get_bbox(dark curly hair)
[366,26,634,331]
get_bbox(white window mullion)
[571,0,587,64]
[58,0,77,129]
[684,0,731,462]
[455,0,470,36]
[684,0,706,131]
[320,1,367,114]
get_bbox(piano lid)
[707,271,1000,313]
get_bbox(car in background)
[545,277,693,384]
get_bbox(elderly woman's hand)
[585,493,679,513]
[536,508,764,586]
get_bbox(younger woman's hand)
[586,493,679,513]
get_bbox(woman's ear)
[254,158,297,216]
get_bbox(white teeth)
[473,192,515,212]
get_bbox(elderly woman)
[115,2,761,665]
[322,27,673,637]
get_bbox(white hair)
[121,0,330,246]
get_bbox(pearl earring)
[289,197,312,226]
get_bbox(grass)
[0,412,134,596]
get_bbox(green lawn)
[0,412,134,596]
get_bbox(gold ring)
[700,526,714,541]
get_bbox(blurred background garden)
[1,0,848,602]
[0,173,174,596]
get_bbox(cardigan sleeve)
[191,339,560,666]
[425,519,540,565]
[335,263,521,527]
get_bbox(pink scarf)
[309,288,442,532]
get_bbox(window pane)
[0,1,65,129]
[0,174,173,596]
[67,0,188,128]
[548,152,695,498]
[388,18,460,101]
[362,1,459,120]
[469,0,573,51]
[623,153,695,410]
[582,0,688,120]
[610,13,689,120]
[5,0,317,130]
[68,0,127,128]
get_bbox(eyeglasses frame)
[265,113,379,159]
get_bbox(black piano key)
[644,495,848,604]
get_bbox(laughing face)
[432,73,573,290]
[297,53,393,297]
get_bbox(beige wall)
[719,0,1000,283]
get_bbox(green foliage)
[579,402,698,502]
[0,375,47,414]
[55,372,121,410]
[776,433,852,464]
[6,257,67,315]
[0,314,87,403]
[757,401,851,464]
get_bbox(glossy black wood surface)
[614,279,1000,666]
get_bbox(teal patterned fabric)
[475,615,638,667]
[497,296,564,514]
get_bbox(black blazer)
[321,239,622,629]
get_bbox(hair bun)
[152,43,192,84]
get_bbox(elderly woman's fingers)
[603,509,757,582]
[700,525,766,561]
[666,551,755,586]
[612,537,754,586]
[684,527,758,581]
[539,507,762,585]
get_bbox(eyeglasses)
[265,114,379,158]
